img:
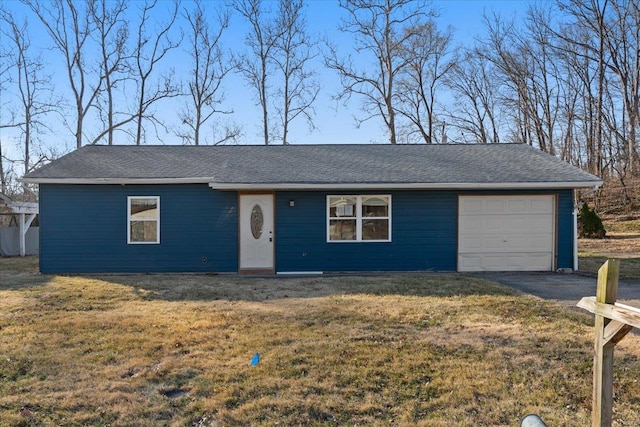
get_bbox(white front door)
[239,194,274,271]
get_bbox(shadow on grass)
[10,256,608,304]
[1,259,521,301]
[606,233,640,239]
[0,255,51,290]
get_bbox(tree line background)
[1,0,638,213]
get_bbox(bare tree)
[0,16,14,194]
[88,0,129,146]
[0,28,18,131]
[537,10,600,171]
[446,51,503,144]
[132,0,181,145]
[180,1,233,146]
[232,0,281,145]
[0,140,7,195]
[272,0,319,145]
[478,11,564,155]
[396,20,453,143]
[561,0,637,177]
[600,0,640,174]
[22,0,99,149]
[325,0,430,144]
[1,9,56,175]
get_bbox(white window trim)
[127,196,160,244]
[326,195,391,243]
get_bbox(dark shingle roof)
[21,143,601,189]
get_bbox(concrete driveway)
[471,271,640,309]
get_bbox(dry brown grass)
[1,257,640,426]
[579,219,640,279]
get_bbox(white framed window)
[127,196,160,244]
[327,195,391,242]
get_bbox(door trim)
[238,193,275,274]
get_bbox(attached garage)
[458,195,556,272]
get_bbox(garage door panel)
[486,217,506,230]
[484,201,508,214]
[459,236,483,251]
[484,214,551,230]
[459,198,484,214]
[462,215,552,235]
[522,234,554,251]
[506,198,528,213]
[529,198,555,214]
[484,236,508,251]
[458,252,553,272]
[460,233,553,253]
[459,216,485,232]
[458,195,555,272]
[458,254,482,270]
[460,196,554,215]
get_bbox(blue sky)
[0,0,532,162]
[223,0,531,145]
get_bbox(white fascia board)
[19,177,214,185]
[208,181,603,190]
[18,178,603,190]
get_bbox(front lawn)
[1,258,639,426]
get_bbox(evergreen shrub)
[578,202,606,238]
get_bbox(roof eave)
[18,177,603,190]
[208,181,603,190]
[19,177,214,185]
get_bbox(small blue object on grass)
[251,352,260,366]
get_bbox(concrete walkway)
[472,271,640,308]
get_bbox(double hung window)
[327,195,391,242]
[127,196,160,244]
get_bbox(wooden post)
[19,213,25,257]
[592,259,619,427]
[578,259,640,427]
[18,212,37,257]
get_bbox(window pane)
[362,219,389,240]
[329,219,356,240]
[329,196,356,218]
[130,221,158,243]
[362,196,388,217]
[130,198,158,220]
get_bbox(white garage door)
[458,195,555,272]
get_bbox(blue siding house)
[21,144,602,274]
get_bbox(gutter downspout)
[573,184,602,272]
[573,208,579,272]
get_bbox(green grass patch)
[578,254,640,280]
[604,219,640,233]
[1,259,639,426]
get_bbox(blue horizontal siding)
[39,184,237,273]
[275,191,458,272]
[275,189,575,272]
[556,189,575,269]
[39,184,575,273]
